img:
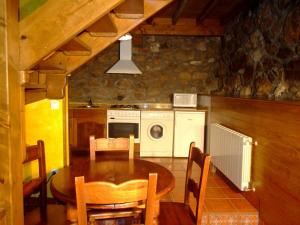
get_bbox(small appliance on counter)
[173,93,197,108]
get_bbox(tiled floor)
[24,155,259,225]
[142,157,259,225]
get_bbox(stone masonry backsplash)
[69,0,299,103]
[218,0,300,100]
[68,36,221,104]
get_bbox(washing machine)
[140,111,174,157]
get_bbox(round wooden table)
[50,158,175,224]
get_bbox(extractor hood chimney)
[106,34,142,74]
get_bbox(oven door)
[108,122,140,143]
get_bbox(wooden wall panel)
[0,0,24,225]
[210,96,300,225]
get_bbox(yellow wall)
[24,99,64,180]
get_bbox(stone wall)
[68,36,220,104]
[219,0,300,100]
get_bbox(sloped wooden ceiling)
[134,0,256,35]
[20,0,173,102]
[21,0,255,102]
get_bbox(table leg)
[66,203,78,225]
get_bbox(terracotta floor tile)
[207,177,220,187]
[205,198,237,213]
[230,198,257,212]
[221,187,244,199]
[172,170,186,178]
[205,187,227,199]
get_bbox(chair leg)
[40,181,47,221]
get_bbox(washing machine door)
[148,123,165,140]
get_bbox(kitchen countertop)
[69,103,207,111]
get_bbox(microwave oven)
[173,93,197,108]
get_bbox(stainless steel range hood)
[106,34,142,74]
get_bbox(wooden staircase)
[20,0,172,103]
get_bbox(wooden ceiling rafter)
[133,17,224,36]
[172,0,189,25]
[196,0,219,24]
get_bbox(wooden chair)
[158,142,211,225]
[23,140,47,221]
[89,134,134,160]
[75,173,157,225]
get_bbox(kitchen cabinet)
[69,108,107,151]
[173,111,205,157]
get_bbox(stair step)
[86,14,118,37]
[60,37,91,56]
[20,0,125,70]
[114,0,144,19]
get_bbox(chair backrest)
[184,142,211,225]
[23,140,47,221]
[23,140,47,196]
[75,173,157,225]
[89,134,134,160]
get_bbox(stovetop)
[110,104,140,110]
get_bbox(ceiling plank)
[196,0,219,24]
[172,0,189,25]
[133,18,224,36]
[19,0,125,70]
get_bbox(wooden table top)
[50,158,175,204]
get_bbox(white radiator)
[210,123,252,191]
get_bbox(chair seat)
[23,178,43,197]
[88,207,143,220]
[159,202,195,225]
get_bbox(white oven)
[107,110,141,143]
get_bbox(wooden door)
[0,1,24,225]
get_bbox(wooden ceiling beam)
[172,0,189,25]
[133,18,224,36]
[196,0,219,24]
[19,0,125,70]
